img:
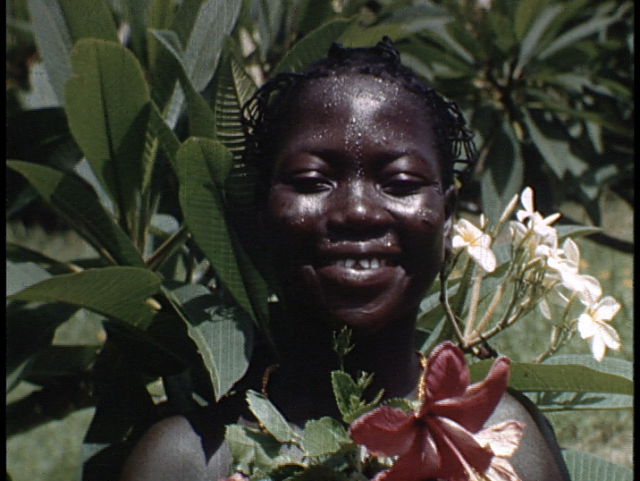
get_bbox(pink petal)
[420,341,470,411]
[485,457,522,481]
[349,406,416,457]
[475,420,525,457]
[375,430,441,481]
[429,416,494,478]
[430,357,510,433]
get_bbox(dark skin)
[120,74,570,481]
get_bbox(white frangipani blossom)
[577,295,622,361]
[515,187,561,246]
[452,218,497,273]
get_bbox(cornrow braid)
[241,37,476,196]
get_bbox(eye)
[287,172,333,193]
[382,173,429,196]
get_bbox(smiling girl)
[120,39,571,481]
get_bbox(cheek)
[267,191,325,239]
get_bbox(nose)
[326,180,392,239]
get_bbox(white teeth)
[332,258,387,269]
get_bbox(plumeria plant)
[440,186,622,363]
[222,187,630,481]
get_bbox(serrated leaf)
[7,161,145,267]
[563,449,633,481]
[9,267,161,328]
[65,39,151,221]
[209,37,256,158]
[469,361,633,395]
[331,370,359,419]
[302,417,350,457]
[246,390,298,444]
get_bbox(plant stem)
[145,224,190,271]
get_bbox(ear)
[442,184,458,258]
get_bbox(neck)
[266,311,422,423]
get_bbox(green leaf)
[57,0,118,43]
[514,0,549,41]
[272,18,352,75]
[331,370,360,420]
[469,361,633,395]
[246,390,299,444]
[225,424,284,474]
[181,0,243,92]
[480,120,524,226]
[148,101,181,163]
[339,22,409,49]
[7,161,145,267]
[531,355,633,411]
[176,137,260,320]
[168,283,253,400]
[149,29,217,139]
[65,39,152,221]
[302,417,350,457]
[7,301,79,377]
[523,109,588,179]
[538,4,632,60]
[26,0,73,104]
[9,267,161,328]
[514,4,563,75]
[563,449,633,481]
[286,466,348,481]
[24,345,100,382]
[556,224,602,239]
[209,37,257,158]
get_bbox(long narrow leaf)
[9,267,161,328]
[65,39,152,222]
[26,0,73,104]
[7,161,145,267]
[176,137,255,318]
[563,450,633,481]
[150,29,217,139]
[538,5,632,60]
[272,18,352,75]
[514,5,563,75]
[469,361,633,395]
[57,0,118,43]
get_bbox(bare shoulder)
[488,390,572,481]
[119,414,233,481]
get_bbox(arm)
[488,390,571,481]
[119,415,233,481]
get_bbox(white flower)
[452,218,497,273]
[577,296,622,361]
[515,187,561,246]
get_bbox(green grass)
[6,194,633,479]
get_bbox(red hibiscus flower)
[349,341,514,481]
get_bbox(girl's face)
[266,74,454,334]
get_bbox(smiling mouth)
[328,257,394,269]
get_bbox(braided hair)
[241,37,476,196]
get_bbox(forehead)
[275,74,439,158]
